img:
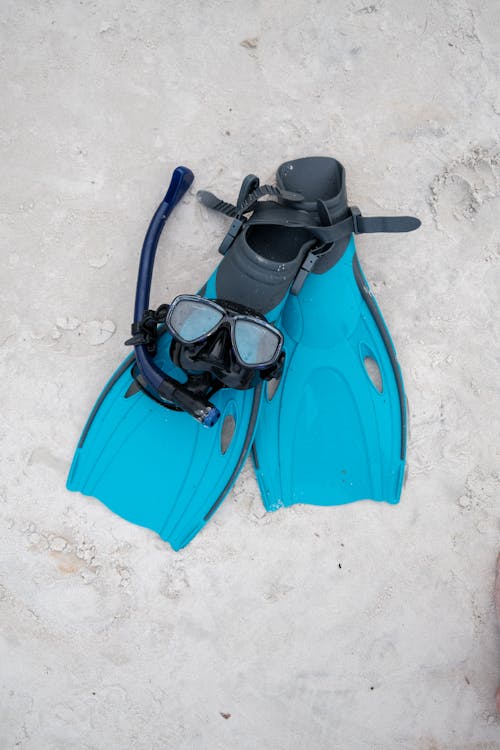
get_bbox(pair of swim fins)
[67,156,420,550]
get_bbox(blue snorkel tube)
[131,167,221,426]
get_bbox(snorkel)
[127,167,285,427]
[129,167,220,427]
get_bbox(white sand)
[1,1,499,747]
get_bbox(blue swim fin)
[251,157,419,510]
[67,167,314,549]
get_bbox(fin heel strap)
[198,183,306,256]
[236,185,304,216]
[197,191,237,217]
[197,184,304,219]
[291,207,421,294]
[309,207,421,243]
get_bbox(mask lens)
[234,320,281,365]
[169,298,223,342]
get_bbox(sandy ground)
[1,1,500,748]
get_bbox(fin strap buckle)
[350,206,362,234]
[218,217,245,255]
[291,250,320,295]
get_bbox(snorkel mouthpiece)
[203,406,221,427]
[157,378,221,426]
